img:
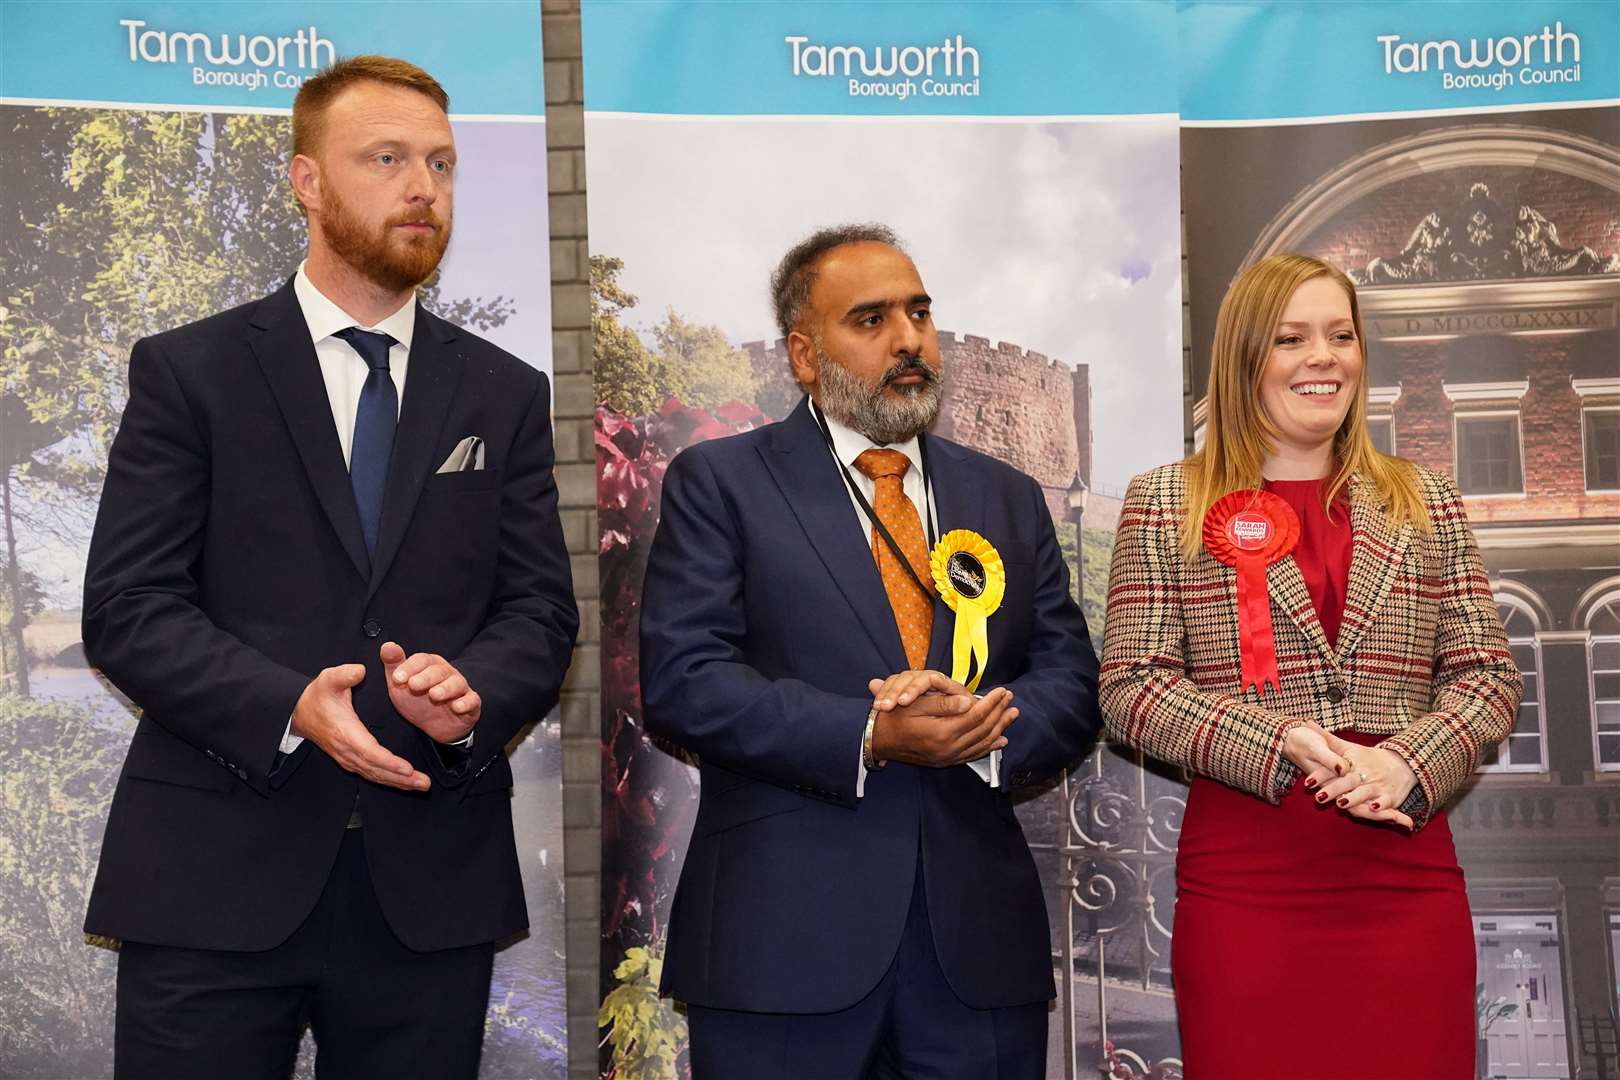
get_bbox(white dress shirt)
[816,409,1000,794]
[278,264,433,755]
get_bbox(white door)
[1474,915,1570,1079]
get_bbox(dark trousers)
[687,867,1048,1080]
[114,828,494,1080]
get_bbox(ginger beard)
[815,340,943,446]
[318,180,451,294]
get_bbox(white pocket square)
[436,436,485,474]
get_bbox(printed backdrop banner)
[585,3,1183,1077]
[0,3,565,1077]
[1180,2,1620,1078]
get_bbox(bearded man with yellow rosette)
[640,224,1101,1079]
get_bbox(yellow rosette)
[929,530,1005,693]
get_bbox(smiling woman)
[1100,252,1522,1078]
[1256,275,1364,477]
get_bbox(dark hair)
[770,223,903,339]
[292,55,449,159]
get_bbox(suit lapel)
[1267,554,1334,666]
[1334,473,1414,662]
[923,435,983,676]
[759,400,908,673]
[247,281,370,581]
[366,305,463,601]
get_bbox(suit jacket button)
[236,767,248,780]
[362,618,382,638]
[1324,686,1346,704]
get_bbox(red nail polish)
[1315,793,1327,803]
[1337,798,1349,808]
[1370,802,1380,811]
[1304,778,1317,789]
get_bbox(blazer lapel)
[922,435,983,676]
[1267,554,1334,666]
[247,281,370,581]
[759,400,908,674]
[1334,473,1415,662]
[366,305,463,601]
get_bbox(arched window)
[1586,590,1620,772]
[1481,593,1547,772]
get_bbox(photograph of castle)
[588,113,1183,1078]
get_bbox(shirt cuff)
[855,730,868,798]
[965,747,1001,787]
[279,716,304,755]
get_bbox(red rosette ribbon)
[1202,490,1301,695]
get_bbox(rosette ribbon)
[929,530,1005,693]
[1202,490,1301,695]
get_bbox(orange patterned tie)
[854,449,934,669]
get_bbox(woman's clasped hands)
[1282,721,1419,830]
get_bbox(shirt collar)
[293,261,417,352]
[816,403,924,479]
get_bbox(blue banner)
[1180,0,1619,121]
[0,0,545,114]
[0,4,563,1078]
[582,0,1178,116]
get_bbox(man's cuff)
[855,731,868,798]
[279,716,304,755]
[965,747,1001,787]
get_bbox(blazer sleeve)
[1378,471,1521,823]
[1098,470,1305,801]
[440,371,580,788]
[997,474,1103,787]
[82,336,311,795]
[639,445,871,807]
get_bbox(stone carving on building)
[1357,182,1620,285]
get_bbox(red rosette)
[1202,490,1301,695]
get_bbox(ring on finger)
[1358,771,1369,783]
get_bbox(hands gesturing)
[865,669,1016,769]
[1282,721,1418,830]
[288,644,481,791]
[290,664,431,792]
[380,641,482,745]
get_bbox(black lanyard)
[811,400,938,603]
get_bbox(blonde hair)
[1180,253,1427,557]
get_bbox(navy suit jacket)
[81,279,578,953]
[640,397,1101,1013]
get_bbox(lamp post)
[1066,472,1089,607]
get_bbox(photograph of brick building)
[1185,107,1620,1080]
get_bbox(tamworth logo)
[785,34,981,102]
[120,19,336,92]
[1377,22,1582,92]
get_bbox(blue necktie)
[336,327,398,556]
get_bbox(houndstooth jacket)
[1099,460,1521,828]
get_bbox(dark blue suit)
[81,279,578,1077]
[640,397,1100,1065]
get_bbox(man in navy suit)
[640,224,1101,1077]
[81,56,577,1078]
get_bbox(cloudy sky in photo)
[585,115,1183,492]
[440,118,553,368]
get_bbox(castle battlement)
[744,330,1094,522]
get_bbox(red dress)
[1171,479,1475,1079]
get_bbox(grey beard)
[814,346,942,446]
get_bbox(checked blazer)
[1099,460,1521,827]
